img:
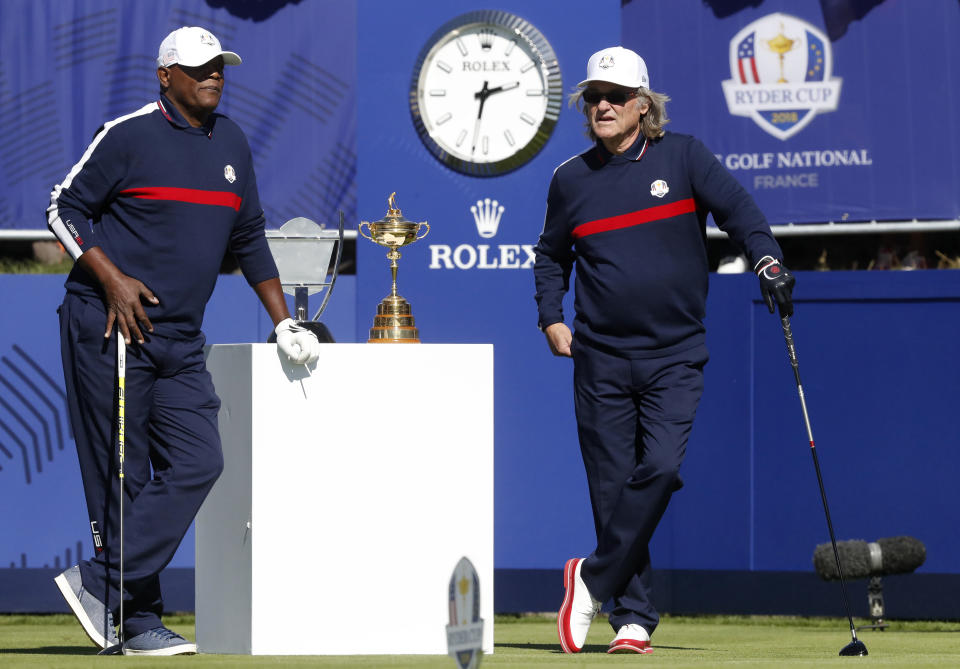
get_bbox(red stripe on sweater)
[571,198,696,239]
[120,187,242,212]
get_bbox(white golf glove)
[274,318,321,365]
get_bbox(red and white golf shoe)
[557,558,602,653]
[607,623,653,654]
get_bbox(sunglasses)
[582,88,637,105]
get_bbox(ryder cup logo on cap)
[157,26,242,68]
[446,557,484,669]
[579,46,650,89]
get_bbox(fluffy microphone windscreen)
[876,536,926,575]
[813,536,926,580]
[814,539,873,580]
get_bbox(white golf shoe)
[557,558,601,653]
[608,623,653,654]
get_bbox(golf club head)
[839,639,868,656]
[97,644,123,655]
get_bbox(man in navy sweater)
[47,27,320,656]
[535,46,795,654]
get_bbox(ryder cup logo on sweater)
[224,165,236,183]
[650,180,669,198]
[721,13,842,140]
[446,557,484,669]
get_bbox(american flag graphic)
[737,32,760,83]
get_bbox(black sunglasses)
[582,88,637,105]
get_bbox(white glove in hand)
[275,318,321,365]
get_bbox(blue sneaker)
[54,565,120,650]
[122,626,197,656]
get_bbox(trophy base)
[368,328,420,343]
[367,295,420,343]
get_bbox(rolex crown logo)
[478,28,495,51]
[471,198,504,239]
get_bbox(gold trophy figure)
[359,193,430,343]
[765,24,798,83]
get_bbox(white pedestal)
[196,343,494,655]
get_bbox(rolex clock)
[410,10,563,177]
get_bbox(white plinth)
[196,343,494,655]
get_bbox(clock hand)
[474,80,491,118]
[470,81,520,154]
[484,81,519,95]
[471,117,482,155]
[474,80,519,101]
[472,81,491,155]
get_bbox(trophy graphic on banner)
[765,24,798,83]
[358,193,429,343]
[265,213,345,343]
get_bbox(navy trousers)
[573,339,708,635]
[59,293,223,637]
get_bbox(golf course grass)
[2,613,959,667]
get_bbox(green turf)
[0,256,72,273]
[2,613,959,667]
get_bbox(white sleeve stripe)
[46,102,157,259]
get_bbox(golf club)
[117,329,126,646]
[780,314,867,657]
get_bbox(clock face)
[410,10,562,177]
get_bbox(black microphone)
[813,536,926,580]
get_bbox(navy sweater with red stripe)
[47,95,277,337]
[534,131,782,357]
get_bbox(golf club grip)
[781,315,814,443]
[780,315,801,377]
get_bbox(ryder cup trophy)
[265,213,344,343]
[359,193,429,343]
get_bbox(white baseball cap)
[578,46,649,89]
[157,26,242,68]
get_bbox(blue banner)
[623,0,960,224]
[0,0,356,231]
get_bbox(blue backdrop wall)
[0,275,357,575]
[3,270,958,616]
[1,0,959,617]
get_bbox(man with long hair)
[535,46,794,654]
